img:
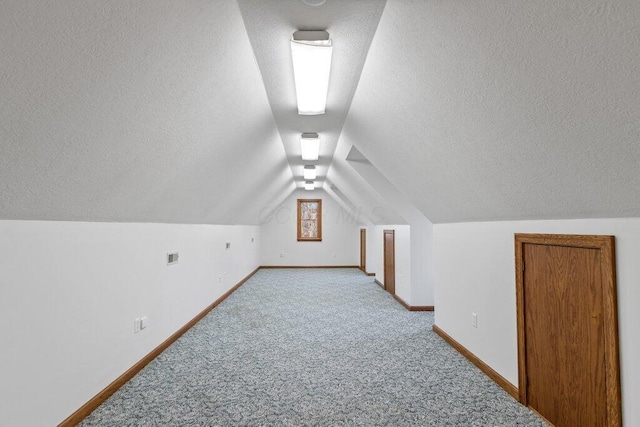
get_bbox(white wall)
[260,189,360,266]
[346,148,434,306]
[433,218,640,426]
[365,225,411,303]
[0,220,260,426]
[409,220,434,305]
[365,226,379,276]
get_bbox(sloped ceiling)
[2,0,639,226]
[0,0,291,224]
[343,0,640,223]
[326,139,406,225]
[236,0,386,190]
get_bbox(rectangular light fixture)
[304,181,315,191]
[300,133,320,161]
[303,165,317,180]
[291,31,333,115]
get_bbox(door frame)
[514,233,621,425]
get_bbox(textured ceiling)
[0,0,291,224]
[326,137,406,225]
[341,0,640,223]
[2,0,639,225]
[237,0,386,190]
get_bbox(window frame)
[297,199,322,242]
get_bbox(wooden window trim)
[297,199,322,242]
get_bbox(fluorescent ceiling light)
[291,31,332,115]
[301,133,320,161]
[303,165,317,180]
[304,181,315,191]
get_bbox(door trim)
[514,233,621,426]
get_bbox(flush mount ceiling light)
[304,181,315,191]
[290,30,332,115]
[302,0,327,6]
[300,133,320,161]
[303,165,317,180]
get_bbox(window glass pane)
[301,219,318,238]
[301,202,318,220]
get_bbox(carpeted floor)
[80,268,545,426]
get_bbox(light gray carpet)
[80,268,545,426]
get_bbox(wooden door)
[383,230,395,295]
[360,229,366,272]
[515,234,621,427]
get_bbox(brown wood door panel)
[360,229,366,272]
[383,230,395,295]
[523,244,605,426]
[515,234,621,427]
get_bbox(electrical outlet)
[332,252,337,258]
[225,242,231,249]
[133,318,141,333]
[472,313,478,328]
[280,253,286,258]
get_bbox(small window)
[297,199,322,241]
